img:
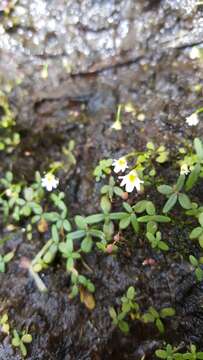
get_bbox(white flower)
[119,170,144,193]
[111,120,122,130]
[186,113,199,126]
[189,47,200,60]
[180,163,190,175]
[112,157,128,173]
[41,173,59,191]
[5,188,12,197]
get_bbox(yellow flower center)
[118,159,126,166]
[129,174,136,183]
[46,173,53,181]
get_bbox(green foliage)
[156,344,203,359]
[109,286,140,333]
[0,251,14,272]
[0,313,10,334]
[0,171,44,225]
[59,237,81,271]
[142,306,175,334]
[190,213,203,248]
[179,138,203,191]
[189,255,203,281]
[0,91,20,153]
[1,137,203,312]
[146,230,169,251]
[12,329,32,357]
[101,176,124,200]
[155,344,182,359]
[146,143,169,164]
[157,175,192,213]
[93,159,113,181]
[129,142,169,180]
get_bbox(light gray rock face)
[0,0,202,77]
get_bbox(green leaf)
[24,187,34,201]
[178,193,192,209]
[156,151,168,163]
[75,215,87,230]
[63,219,71,232]
[194,138,203,160]
[119,215,131,229]
[6,171,13,182]
[100,185,109,194]
[30,203,43,215]
[147,221,158,234]
[199,213,203,227]
[118,320,129,334]
[59,237,73,254]
[0,261,5,273]
[109,212,127,220]
[156,318,164,334]
[195,267,203,282]
[142,313,154,323]
[122,302,131,314]
[66,257,74,271]
[185,164,201,191]
[3,251,14,263]
[146,232,155,242]
[70,285,79,298]
[87,281,95,293]
[22,334,32,343]
[21,205,31,217]
[160,307,175,318]
[176,175,185,191]
[114,186,124,198]
[122,202,132,213]
[138,215,171,223]
[155,350,167,359]
[190,227,203,239]
[44,212,60,222]
[86,214,105,224]
[127,286,135,300]
[130,214,139,233]
[88,229,104,240]
[189,255,198,267]
[146,141,155,150]
[157,185,173,195]
[199,235,203,248]
[20,342,27,357]
[100,196,111,213]
[163,193,177,213]
[103,220,114,238]
[133,200,148,213]
[66,238,73,253]
[67,230,86,240]
[81,236,93,253]
[182,353,193,360]
[109,307,117,320]
[158,241,169,251]
[149,306,159,318]
[146,201,156,215]
[51,225,59,242]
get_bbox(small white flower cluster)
[41,173,59,191]
[180,163,190,175]
[186,113,199,126]
[112,157,143,193]
[189,47,200,60]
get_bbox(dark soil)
[0,0,203,359]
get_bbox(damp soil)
[0,0,203,359]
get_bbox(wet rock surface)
[0,0,203,359]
